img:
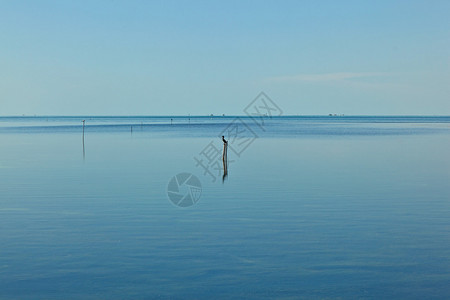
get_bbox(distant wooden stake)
[82,120,85,160]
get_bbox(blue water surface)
[0,116,449,299]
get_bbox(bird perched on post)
[222,136,228,144]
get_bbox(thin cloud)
[267,72,387,82]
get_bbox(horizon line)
[1,114,450,118]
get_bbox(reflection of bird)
[222,136,228,144]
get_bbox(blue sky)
[1,0,449,115]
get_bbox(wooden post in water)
[222,136,228,181]
[222,141,227,163]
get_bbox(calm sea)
[1,116,449,299]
